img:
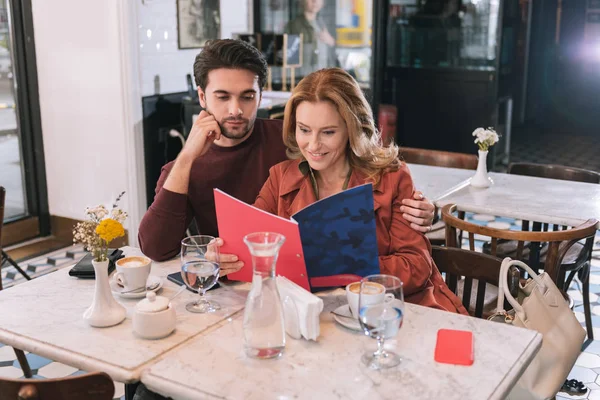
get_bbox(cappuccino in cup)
[346,281,391,318]
[347,281,385,295]
[117,256,149,268]
[115,256,151,292]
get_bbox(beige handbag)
[492,258,586,400]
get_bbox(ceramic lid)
[135,292,169,313]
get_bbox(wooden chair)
[500,163,599,344]
[508,162,600,184]
[442,203,599,346]
[400,147,477,246]
[0,371,114,399]
[431,246,519,318]
[400,147,478,170]
[503,163,600,289]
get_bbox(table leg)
[125,382,139,400]
[14,348,32,378]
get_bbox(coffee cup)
[114,256,151,292]
[346,281,394,318]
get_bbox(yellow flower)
[95,218,125,243]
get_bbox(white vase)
[470,150,493,188]
[83,260,126,327]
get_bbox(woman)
[221,68,467,314]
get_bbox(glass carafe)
[242,232,286,359]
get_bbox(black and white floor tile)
[1,245,87,289]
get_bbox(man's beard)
[204,103,255,140]
[218,116,255,140]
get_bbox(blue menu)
[291,183,380,279]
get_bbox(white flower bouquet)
[472,127,499,152]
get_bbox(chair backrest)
[441,204,599,284]
[508,162,600,184]
[0,371,114,400]
[400,147,478,170]
[431,246,519,318]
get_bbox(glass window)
[387,0,501,70]
[258,0,373,87]
[0,1,27,221]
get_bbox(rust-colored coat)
[254,159,468,315]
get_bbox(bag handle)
[496,258,547,316]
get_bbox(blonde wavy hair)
[283,68,400,186]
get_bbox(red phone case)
[434,329,474,366]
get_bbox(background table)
[406,163,473,201]
[437,171,600,226]
[407,163,600,226]
[142,291,542,400]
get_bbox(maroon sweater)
[138,118,288,261]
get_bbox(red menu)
[214,189,311,290]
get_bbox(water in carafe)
[242,232,286,359]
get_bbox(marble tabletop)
[142,290,542,400]
[437,171,600,226]
[0,246,247,383]
[406,163,474,202]
[406,163,600,226]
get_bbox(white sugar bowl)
[132,292,176,339]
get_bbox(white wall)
[31,0,143,241]
[137,0,251,96]
[31,0,251,244]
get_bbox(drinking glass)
[358,274,404,369]
[180,235,221,313]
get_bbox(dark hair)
[193,39,268,92]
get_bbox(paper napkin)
[277,276,324,341]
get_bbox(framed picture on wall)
[177,0,221,49]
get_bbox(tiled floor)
[1,244,87,289]
[506,125,600,173]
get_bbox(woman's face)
[295,101,349,173]
[304,0,324,13]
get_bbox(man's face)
[304,0,324,13]
[198,68,261,141]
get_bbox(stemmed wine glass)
[180,235,221,313]
[358,274,404,369]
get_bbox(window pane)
[259,0,373,87]
[387,0,501,70]
[0,1,27,221]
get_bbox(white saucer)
[332,305,362,331]
[111,275,163,299]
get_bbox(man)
[138,39,435,275]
